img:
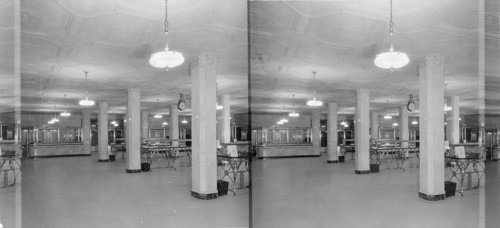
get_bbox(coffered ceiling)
[18,0,248,115]
[249,0,496,116]
[1,0,500,120]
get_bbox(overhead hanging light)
[60,94,71,117]
[154,99,163,118]
[411,117,418,125]
[341,119,348,127]
[79,71,95,106]
[393,122,399,127]
[149,0,184,70]
[307,71,323,107]
[280,106,288,123]
[444,84,452,111]
[289,94,300,117]
[181,117,188,124]
[383,100,392,119]
[51,106,59,123]
[374,0,409,72]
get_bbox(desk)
[217,155,250,195]
[370,147,419,171]
[445,157,485,196]
[141,144,177,170]
[1,152,21,188]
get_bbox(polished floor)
[0,154,249,228]
[252,155,486,228]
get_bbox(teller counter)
[29,143,88,158]
[257,143,317,159]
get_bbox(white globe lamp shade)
[154,114,163,119]
[60,111,71,117]
[411,120,418,125]
[289,112,299,117]
[149,49,185,69]
[79,97,95,106]
[307,97,323,107]
[383,115,392,120]
[374,51,409,70]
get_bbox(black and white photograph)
[0,0,499,227]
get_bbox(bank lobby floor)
[0,153,249,228]
[252,155,487,228]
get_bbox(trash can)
[339,156,345,163]
[141,163,151,172]
[217,180,229,196]
[370,164,379,173]
[445,181,456,197]
[109,154,116,162]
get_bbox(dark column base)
[419,192,446,201]
[98,159,109,162]
[327,160,339,163]
[355,170,370,174]
[125,169,142,173]
[191,191,218,200]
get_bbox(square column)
[327,103,338,162]
[190,54,218,200]
[98,102,109,162]
[141,111,149,139]
[221,94,231,143]
[371,112,379,140]
[82,108,91,155]
[126,88,141,173]
[355,89,370,174]
[170,105,179,146]
[447,96,460,144]
[311,109,320,156]
[419,55,446,201]
[399,106,409,148]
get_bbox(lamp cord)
[389,0,394,51]
[164,0,169,35]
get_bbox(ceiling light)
[289,94,300,117]
[374,0,409,72]
[393,122,398,126]
[162,121,168,125]
[149,0,184,69]
[411,118,418,125]
[48,120,54,124]
[383,100,392,119]
[154,99,163,118]
[444,84,452,111]
[60,94,71,117]
[79,71,95,106]
[111,120,117,125]
[307,71,323,107]
[277,121,284,125]
[181,118,188,124]
[216,103,223,110]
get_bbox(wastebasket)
[445,181,456,197]
[141,163,151,172]
[109,154,116,162]
[370,164,379,173]
[338,156,345,163]
[217,180,229,196]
